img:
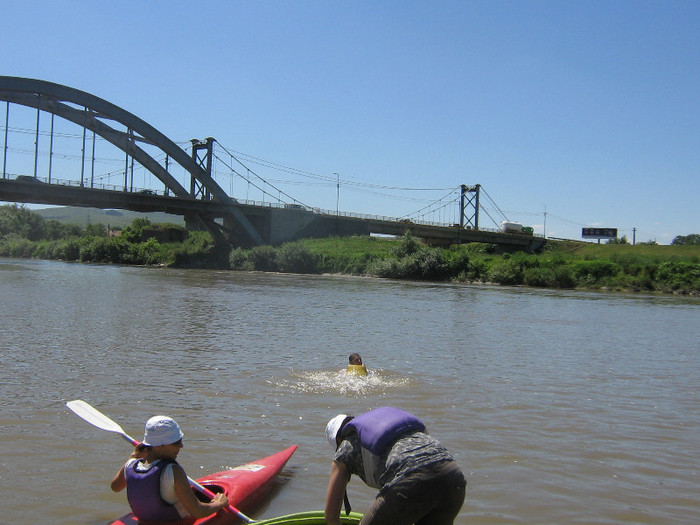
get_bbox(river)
[0,258,698,524]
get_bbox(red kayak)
[111,445,298,525]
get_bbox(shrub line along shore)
[1,205,698,296]
[230,232,699,296]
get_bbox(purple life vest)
[343,407,425,487]
[125,459,184,523]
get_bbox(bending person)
[110,415,228,522]
[324,406,466,525]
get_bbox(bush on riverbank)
[0,204,220,267]
[229,242,319,273]
[227,232,700,295]
[2,205,698,294]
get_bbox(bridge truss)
[0,76,262,246]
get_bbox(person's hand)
[211,492,228,511]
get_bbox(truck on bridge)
[500,221,534,235]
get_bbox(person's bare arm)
[172,464,228,519]
[110,464,127,492]
[110,447,146,492]
[324,461,350,525]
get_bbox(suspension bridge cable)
[403,187,461,218]
[341,185,447,203]
[212,144,306,206]
[4,116,512,224]
[411,197,457,221]
[220,146,451,192]
[480,206,502,228]
[479,186,509,222]
[216,141,456,213]
[214,154,278,202]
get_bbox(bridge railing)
[237,197,457,227]
[236,197,535,235]
[5,174,543,238]
[8,174,173,195]
[228,197,545,237]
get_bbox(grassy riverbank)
[1,205,698,295]
[230,233,700,295]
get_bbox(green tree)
[0,204,46,240]
[120,218,152,243]
[44,219,82,240]
[671,233,700,245]
[85,223,108,237]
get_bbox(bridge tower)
[190,137,214,200]
[460,184,480,229]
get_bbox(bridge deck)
[0,177,544,252]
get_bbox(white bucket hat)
[325,414,349,449]
[143,415,184,447]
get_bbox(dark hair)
[348,353,362,365]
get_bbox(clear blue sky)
[3,0,699,243]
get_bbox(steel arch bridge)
[0,76,263,246]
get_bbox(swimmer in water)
[347,353,368,376]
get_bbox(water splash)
[269,368,413,397]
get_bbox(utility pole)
[633,227,636,245]
[336,172,340,215]
[543,204,547,238]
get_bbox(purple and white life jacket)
[125,459,184,523]
[343,407,425,488]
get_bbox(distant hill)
[32,206,185,228]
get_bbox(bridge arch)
[0,76,263,246]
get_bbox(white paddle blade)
[66,399,125,434]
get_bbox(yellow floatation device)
[346,364,368,376]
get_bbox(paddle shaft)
[66,400,255,523]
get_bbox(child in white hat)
[110,415,228,522]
